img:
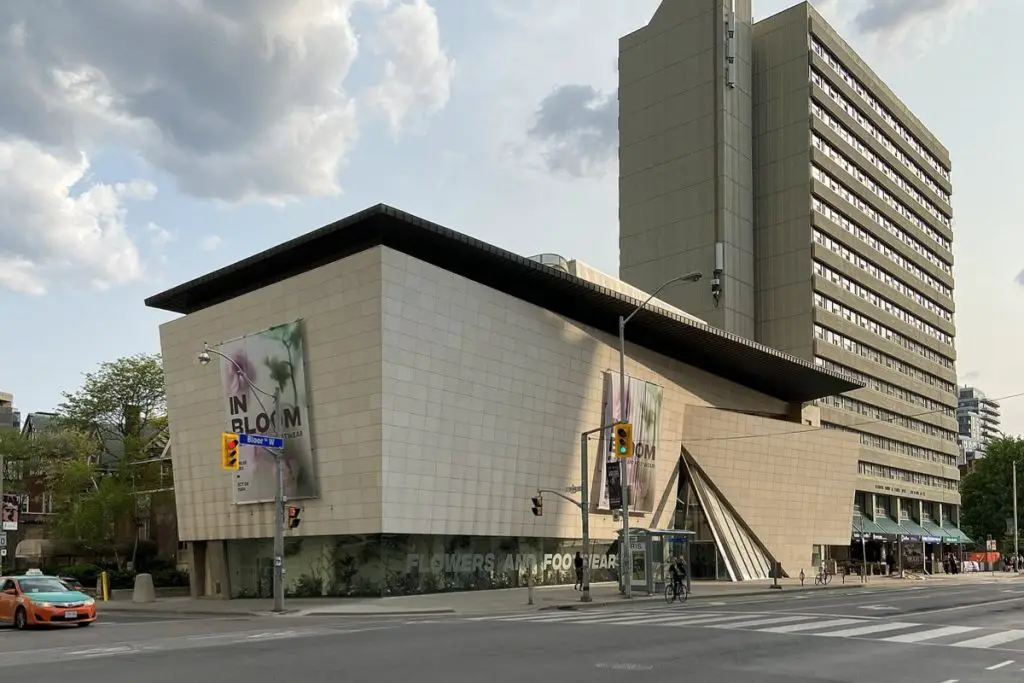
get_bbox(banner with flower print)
[218,320,317,504]
[598,371,663,513]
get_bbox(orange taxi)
[0,571,97,629]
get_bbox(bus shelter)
[616,528,696,596]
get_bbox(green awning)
[852,515,887,539]
[920,519,945,543]
[898,518,930,540]
[941,522,972,545]
[873,515,903,537]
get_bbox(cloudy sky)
[1,0,1020,434]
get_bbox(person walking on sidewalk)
[574,552,584,591]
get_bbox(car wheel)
[14,608,28,630]
[77,621,92,627]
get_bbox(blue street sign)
[238,433,284,449]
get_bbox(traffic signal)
[612,422,633,458]
[531,495,543,517]
[288,506,301,529]
[221,432,240,470]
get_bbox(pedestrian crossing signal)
[531,495,543,517]
[612,422,633,458]
[288,506,301,529]
[221,432,240,470]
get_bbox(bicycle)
[664,580,689,605]
[814,566,832,586]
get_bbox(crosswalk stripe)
[950,630,1024,649]
[757,618,863,633]
[610,614,733,626]
[710,615,818,629]
[674,613,774,626]
[514,613,629,623]
[881,626,979,643]
[818,622,920,638]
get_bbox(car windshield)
[19,578,71,593]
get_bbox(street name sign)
[238,433,285,449]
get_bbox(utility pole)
[198,342,288,613]
[0,452,5,574]
[1014,461,1019,563]
[614,271,701,599]
[272,387,286,613]
[618,315,630,599]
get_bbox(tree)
[48,354,168,567]
[57,353,166,465]
[960,436,1024,549]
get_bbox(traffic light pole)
[579,423,617,603]
[272,388,286,614]
[579,431,591,603]
[618,315,631,599]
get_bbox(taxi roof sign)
[24,568,43,575]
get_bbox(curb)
[98,608,257,618]
[538,582,869,611]
[293,608,457,617]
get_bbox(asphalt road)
[5,580,1024,682]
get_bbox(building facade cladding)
[798,7,961,517]
[156,243,861,597]
[618,0,961,547]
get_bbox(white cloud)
[146,222,173,249]
[811,0,978,54]
[0,0,366,204]
[0,138,149,294]
[0,0,454,294]
[199,235,223,251]
[363,0,456,135]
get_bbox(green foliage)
[56,353,165,462]
[46,354,168,562]
[51,473,135,554]
[961,437,1024,546]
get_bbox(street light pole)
[616,271,701,599]
[0,452,5,575]
[1014,461,1019,563]
[198,342,287,613]
[618,315,630,598]
[272,388,286,612]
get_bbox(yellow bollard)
[99,571,110,601]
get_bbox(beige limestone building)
[146,205,871,598]
[618,0,965,570]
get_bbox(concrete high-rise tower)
[620,0,962,548]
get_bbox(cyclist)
[668,556,688,599]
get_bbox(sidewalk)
[91,576,852,617]
[96,571,1023,618]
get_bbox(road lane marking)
[757,618,862,633]
[817,621,920,638]
[595,662,653,671]
[985,660,1014,670]
[709,615,817,629]
[881,625,978,643]
[905,595,1024,616]
[951,630,1024,649]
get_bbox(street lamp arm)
[200,343,277,400]
[621,271,702,326]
